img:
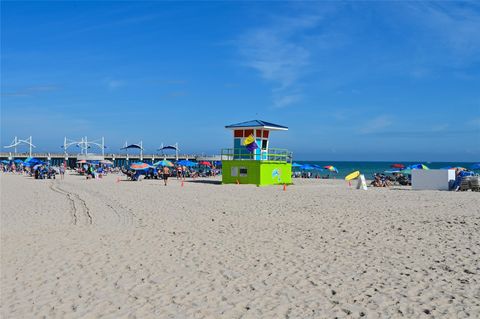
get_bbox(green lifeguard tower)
[221,120,293,186]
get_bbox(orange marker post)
[283,184,286,191]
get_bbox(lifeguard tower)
[221,120,292,186]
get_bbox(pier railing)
[221,148,292,163]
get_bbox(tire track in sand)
[49,181,93,225]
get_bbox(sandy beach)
[1,172,479,318]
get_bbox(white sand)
[1,172,479,318]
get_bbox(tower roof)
[225,120,288,131]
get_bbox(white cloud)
[237,12,325,107]
[404,2,480,65]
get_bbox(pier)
[0,152,221,168]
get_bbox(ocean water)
[294,161,478,179]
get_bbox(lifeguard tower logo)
[272,168,282,182]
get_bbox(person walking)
[162,166,170,186]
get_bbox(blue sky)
[1,1,479,161]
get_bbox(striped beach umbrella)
[323,165,338,173]
[153,160,174,167]
[130,162,149,170]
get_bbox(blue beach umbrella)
[292,163,302,167]
[177,160,198,167]
[300,164,315,170]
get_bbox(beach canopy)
[153,159,174,167]
[130,162,149,170]
[323,165,339,173]
[471,163,480,170]
[199,161,212,166]
[121,144,143,150]
[158,145,178,151]
[391,163,405,169]
[177,160,197,167]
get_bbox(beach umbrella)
[471,163,480,170]
[153,159,174,167]
[292,162,302,167]
[177,160,198,167]
[323,165,338,173]
[130,162,149,170]
[199,161,212,167]
[407,164,429,170]
[77,160,87,164]
[1,160,10,164]
[391,163,405,169]
[13,159,24,164]
[384,169,402,174]
[24,158,45,167]
[24,157,42,164]
[100,160,113,165]
[300,164,315,170]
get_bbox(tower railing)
[221,148,292,163]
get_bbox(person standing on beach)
[59,164,65,179]
[162,166,170,186]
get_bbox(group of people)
[292,171,332,179]
[121,163,220,185]
[371,172,410,187]
[0,161,65,180]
